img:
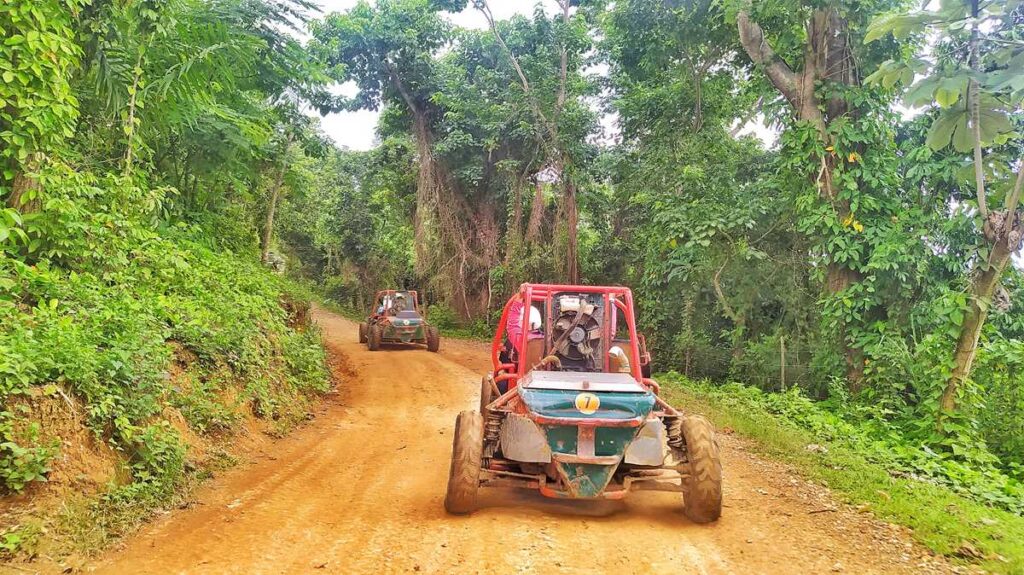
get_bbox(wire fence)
[660,339,818,392]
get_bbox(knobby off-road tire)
[680,415,723,524]
[444,410,483,514]
[426,326,440,352]
[368,325,382,351]
[359,322,368,344]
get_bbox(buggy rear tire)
[426,325,440,352]
[368,325,382,351]
[680,415,722,524]
[444,410,483,515]
[359,322,368,344]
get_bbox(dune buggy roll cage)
[371,290,421,315]
[491,283,656,392]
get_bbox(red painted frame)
[490,283,651,390]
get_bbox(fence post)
[780,335,786,391]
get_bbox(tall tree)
[728,0,905,390]
[311,0,507,318]
[474,0,592,283]
[866,0,1024,418]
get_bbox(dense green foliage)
[1,0,1022,565]
[0,0,334,514]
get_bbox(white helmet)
[529,305,542,330]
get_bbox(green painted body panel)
[541,425,578,453]
[595,427,638,456]
[518,387,655,422]
[515,386,656,498]
[559,463,619,498]
[382,320,425,342]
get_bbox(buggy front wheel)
[426,326,440,352]
[368,325,382,351]
[680,415,722,523]
[444,410,483,514]
[359,322,368,344]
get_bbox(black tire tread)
[368,325,382,351]
[359,322,368,344]
[444,410,483,514]
[680,415,723,523]
[426,325,440,352]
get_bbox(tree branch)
[968,0,988,219]
[475,0,558,142]
[1005,158,1023,218]
[713,260,741,323]
[384,59,420,117]
[476,1,531,96]
[737,10,800,107]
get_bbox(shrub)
[660,372,1024,514]
[0,166,329,495]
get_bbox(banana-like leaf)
[925,96,1014,152]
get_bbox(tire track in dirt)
[76,305,957,575]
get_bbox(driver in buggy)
[498,294,544,392]
[388,293,408,316]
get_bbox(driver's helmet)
[528,305,542,330]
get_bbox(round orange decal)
[574,392,600,415]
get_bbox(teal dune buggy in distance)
[444,283,723,523]
[359,290,440,352]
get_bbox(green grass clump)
[660,373,1024,573]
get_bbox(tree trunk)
[504,160,537,268]
[712,261,746,363]
[732,315,746,363]
[526,177,545,244]
[410,112,476,320]
[475,199,500,316]
[260,160,287,264]
[938,5,1023,418]
[505,174,525,265]
[7,152,44,213]
[683,296,695,378]
[941,209,1023,414]
[410,113,439,273]
[563,176,579,283]
[123,49,146,175]
[737,7,866,391]
[7,168,40,212]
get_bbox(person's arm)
[506,300,524,354]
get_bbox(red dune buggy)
[443,283,722,522]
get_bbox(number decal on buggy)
[574,392,600,415]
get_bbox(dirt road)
[84,306,955,574]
